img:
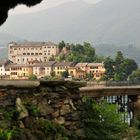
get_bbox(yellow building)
[87,63,105,80]
[68,67,86,79]
[7,64,33,79]
[54,62,76,76]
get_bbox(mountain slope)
[0,0,140,46]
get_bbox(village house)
[32,61,56,78]
[0,59,12,79]
[75,63,88,71]
[86,63,105,80]
[8,41,58,64]
[7,64,33,80]
[54,62,76,77]
[68,67,86,79]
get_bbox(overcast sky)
[9,0,102,15]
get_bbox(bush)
[28,74,37,80]
[82,98,128,140]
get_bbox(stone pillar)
[129,95,140,119]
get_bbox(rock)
[55,117,65,125]
[69,100,76,110]
[64,99,69,104]
[38,101,54,116]
[52,110,59,118]
[19,121,25,128]
[16,98,29,119]
[60,105,71,115]
[65,112,81,121]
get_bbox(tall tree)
[103,56,115,80]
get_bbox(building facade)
[8,41,58,64]
[32,61,56,78]
[87,63,105,80]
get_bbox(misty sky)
[9,0,102,15]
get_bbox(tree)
[129,69,140,82]
[122,58,138,76]
[104,51,138,81]
[50,71,55,77]
[61,70,69,78]
[82,98,127,140]
[58,41,65,51]
[103,56,115,80]
[28,74,37,80]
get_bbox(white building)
[8,41,58,64]
[0,60,12,79]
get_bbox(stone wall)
[0,80,86,140]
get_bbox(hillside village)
[0,41,105,80]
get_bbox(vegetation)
[28,74,37,80]
[129,69,140,83]
[82,98,128,140]
[103,51,138,81]
[57,41,103,63]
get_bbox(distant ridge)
[1,0,140,46]
[1,0,140,63]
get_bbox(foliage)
[82,98,127,140]
[58,41,66,51]
[86,72,94,81]
[35,118,69,140]
[0,129,12,140]
[129,69,140,83]
[103,56,115,80]
[50,71,56,77]
[28,74,37,80]
[104,51,138,81]
[61,70,69,78]
[25,102,40,117]
[57,41,96,62]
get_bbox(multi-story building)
[0,59,11,79]
[54,62,76,76]
[32,61,56,78]
[87,63,105,80]
[68,67,86,79]
[75,63,88,71]
[8,41,58,64]
[7,64,33,79]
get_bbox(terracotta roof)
[54,62,76,67]
[87,63,104,67]
[75,63,88,67]
[32,61,57,67]
[6,63,32,68]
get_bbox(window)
[27,53,30,55]
[23,53,26,55]
[39,53,42,55]
[31,53,34,55]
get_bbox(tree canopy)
[104,51,138,81]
